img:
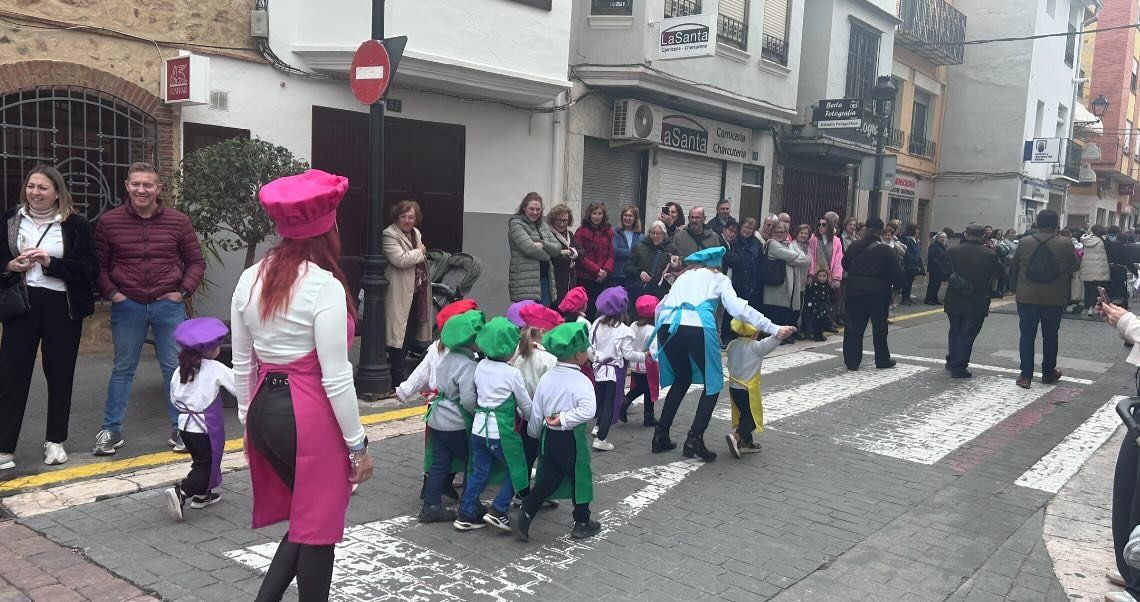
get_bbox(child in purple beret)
[163,317,236,522]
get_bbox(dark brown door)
[183,122,250,156]
[311,106,465,293]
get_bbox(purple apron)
[176,396,226,490]
[591,329,628,424]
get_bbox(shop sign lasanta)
[659,112,750,162]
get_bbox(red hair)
[257,229,358,322]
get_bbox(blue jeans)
[102,298,185,432]
[946,313,985,371]
[540,276,552,308]
[424,428,467,507]
[1017,302,1063,380]
[460,435,513,516]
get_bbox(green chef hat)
[542,321,590,360]
[475,316,520,359]
[440,310,485,350]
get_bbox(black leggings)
[594,381,616,440]
[179,430,213,497]
[728,388,757,442]
[624,372,654,413]
[521,429,590,523]
[656,325,718,439]
[247,376,335,602]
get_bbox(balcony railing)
[909,135,936,158]
[886,128,905,150]
[895,0,966,66]
[591,0,633,15]
[717,13,747,50]
[761,33,789,66]
[664,0,701,18]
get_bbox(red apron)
[245,321,355,545]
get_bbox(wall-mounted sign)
[812,99,864,129]
[857,154,897,190]
[162,52,210,105]
[889,174,918,197]
[659,112,750,162]
[656,13,717,60]
[1023,138,1061,163]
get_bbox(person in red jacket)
[573,202,615,321]
[92,162,206,456]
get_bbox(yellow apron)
[726,374,764,435]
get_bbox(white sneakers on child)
[592,439,614,451]
[0,452,13,470]
[43,442,67,466]
[591,426,599,436]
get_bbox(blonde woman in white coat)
[383,200,434,385]
[1081,225,1111,316]
[759,223,808,341]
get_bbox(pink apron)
[245,321,355,545]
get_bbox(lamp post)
[868,75,897,220]
[1091,94,1110,118]
[355,0,391,398]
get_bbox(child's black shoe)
[189,493,221,509]
[418,504,457,523]
[571,520,601,539]
[509,507,531,542]
[483,507,510,531]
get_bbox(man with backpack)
[1010,209,1079,388]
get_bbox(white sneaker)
[591,426,599,436]
[1108,569,1125,587]
[43,442,68,466]
[592,439,614,451]
[0,452,13,470]
[1105,591,1133,602]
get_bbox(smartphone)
[661,205,670,215]
[1098,286,1110,305]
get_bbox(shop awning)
[1075,102,1103,135]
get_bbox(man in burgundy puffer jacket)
[92,162,206,456]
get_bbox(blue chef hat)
[683,246,727,268]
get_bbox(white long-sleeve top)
[170,359,237,433]
[231,260,365,449]
[1117,312,1140,367]
[589,319,645,382]
[513,344,558,397]
[725,336,783,390]
[658,268,780,335]
[472,359,532,439]
[527,362,597,439]
[396,342,446,402]
[629,322,656,373]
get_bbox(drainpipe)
[551,91,567,204]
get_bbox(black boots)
[643,401,658,427]
[651,429,676,453]
[387,346,406,386]
[619,398,631,423]
[682,434,717,462]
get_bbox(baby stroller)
[426,249,483,330]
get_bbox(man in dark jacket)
[841,217,904,370]
[93,162,206,455]
[1010,209,1079,388]
[673,207,724,257]
[944,224,1002,378]
[706,199,734,235]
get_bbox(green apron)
[537,422,594,503]
[472,394,530,492]
[422,393,471,474]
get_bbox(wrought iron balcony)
[717,13,747,50]
[761,33,789,66]
[895,0,966,66]
[591,0,633,15]
[886,128,905,150]
[909,135,936,158]
[664,0,701,18]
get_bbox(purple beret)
[506,300,539,328]
[596,286,628,317]
[173,317,229,352]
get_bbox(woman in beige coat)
[383,200,433,385]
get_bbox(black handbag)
[0,223,55,322]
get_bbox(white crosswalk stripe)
[1015,396,1126,493]
[837,375,1052,464]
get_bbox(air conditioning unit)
[612,99,662,143]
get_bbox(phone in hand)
[1098,285,1111,306]
[661,206,670,216]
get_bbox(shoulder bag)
[0,223,54,322]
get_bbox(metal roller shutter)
[764,0,788,41]
[582,136,643,223]
[720,0,746,21]
[656,150,723,219]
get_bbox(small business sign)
[162,52,209,105]
[659,112,750,162]
[1023,138,1061,163]
[889,174,918,198]
[812,99,864,129]
[856,154,897,190]
[656,13,717,60]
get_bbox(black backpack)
[760,242,787,286]
[1024,234,1061,284]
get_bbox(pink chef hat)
[558,286,588,314]
[258,169,349,239]
[520,304,564,330]
[635,294,659,319]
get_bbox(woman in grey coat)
[507,192,563,305]
[759,222,808,341]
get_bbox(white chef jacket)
[169,359,237,433]
[472,359,532,440]
[589,319,645,382]
[527,362,597,439]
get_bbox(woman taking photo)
[760,222,808,342]
[232,170,373,600]
[0,166,98,470]
[625,221,680,301]
[546,203,581,310]
[574,201,615,320]
[925,231,949,305]
[658,202,684,239]
[508,192,562,306]
[612,206,643,296]
[724,218,763,308]
[382,200,433,385]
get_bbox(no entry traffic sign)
[350,39,392,105]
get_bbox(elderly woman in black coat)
[925,231,950,305]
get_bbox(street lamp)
[1091,94,1110,117]
[869,75,897,220]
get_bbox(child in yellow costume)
[724,318,793,458]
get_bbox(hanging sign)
[656,13,717,60]
[1023,138,1061,163]
[812,99,864,129]
[162,52,210,105]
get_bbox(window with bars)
[1064,24,1076,67]
[664,0,701,18]
[761,0,790,65]
[845,23,881,100]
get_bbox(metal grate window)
[845,23,881,100]
[1,88,158,220]
[664,0,701,18]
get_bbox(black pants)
[594,381,616,440]
[843,294,891,369]
[625,372,653,413]
[179,430,213,497]
[728,388,757,442]
[946,313,985,372]
[425,428,467,507]
[656,325,719,439]
[0,287,83,453]
[521,429,589,523]
[1114,417,1140,599]
[247,376,335,602]
[582,280,604,322]
[925,273,944,303]
[900,270,918,303]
